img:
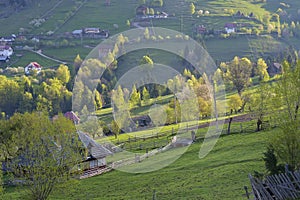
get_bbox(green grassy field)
[3,125,274,199]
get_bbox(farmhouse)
[224,23,237,34]
[0,35,15,43]
[0,45,13,62]
[82,28,109,38]
[24,62,42,75]
[136,5,148,16]
[196,25,207,34]
[64,111,80,124]
[78,131,112,171]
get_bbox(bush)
[263,145,285,175]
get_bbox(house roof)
[0,45,12,50]
[224,23,237,29]
[64,111,80,122]
[26,62,42,69]
[78,131,112,159]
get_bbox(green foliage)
[229,94,242,113]
[1,112,82,200]
[220,57,253,96]
[150,0,163,7]
[111,86,130,130]
[56,64,71,85]
[129,85,141,107]
[142,87,150,103]
[263,145,284,175]
[0,76,22,116]
[144,28,150,40]
[190,3,195,15]
[111,120,120,139]
[94,90,103,110]
[269,61,300,170]
[256,58,269,82]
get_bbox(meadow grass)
[3,126,274,199]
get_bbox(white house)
[224,23,237,34]
[24,62,42,75]
[0,45,13,61]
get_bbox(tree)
[221,57,253,96]
[250,83,273,131]
[56,64,71,85]
[256,58,270,82]
[150,0,163,7]
[111,120,120,139]
[142,87,150,104]
[1,112,82,200]
[129,85,141,107]
[144,28,150,40]
[73,54,82,73]
[229,94,243,114]
[94,90,102,110]
[126,19,130,27]
[111,86,130,131]
[0,76,22,116]
[270,61,300,170]
[149,8,155,15]
[190,3,195,15]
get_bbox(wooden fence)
[249,170,300,200]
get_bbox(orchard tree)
[256,58,270,82]
[229,94,243,114]
[221,56,253,96]
[250,83,273,132]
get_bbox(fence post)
[152,189,157,200]
[244,186,250,199]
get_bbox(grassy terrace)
[3,124,273,199]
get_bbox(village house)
[78,131,112,172]
[82,28,109,38]
[24,62,42,75]
[224,23,237,34]
[0,45,13,62]
[136,5,148,16]
[0,35,16,44]
[64,111,80,124]
[196,25,207,34]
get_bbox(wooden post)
[152,189,157,200]
[244,186,250,199]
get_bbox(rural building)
[82,28,109,38]
[268,62,282,76]
[136,5,148,16]
[0,35,16,43]
[78,131,112,170]
[0,45,13,62]
[224,23,237,34]
[24,62,42,75]
[196,25,207,34]
[64,111,80,124]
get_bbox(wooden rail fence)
[249,170,300,200]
